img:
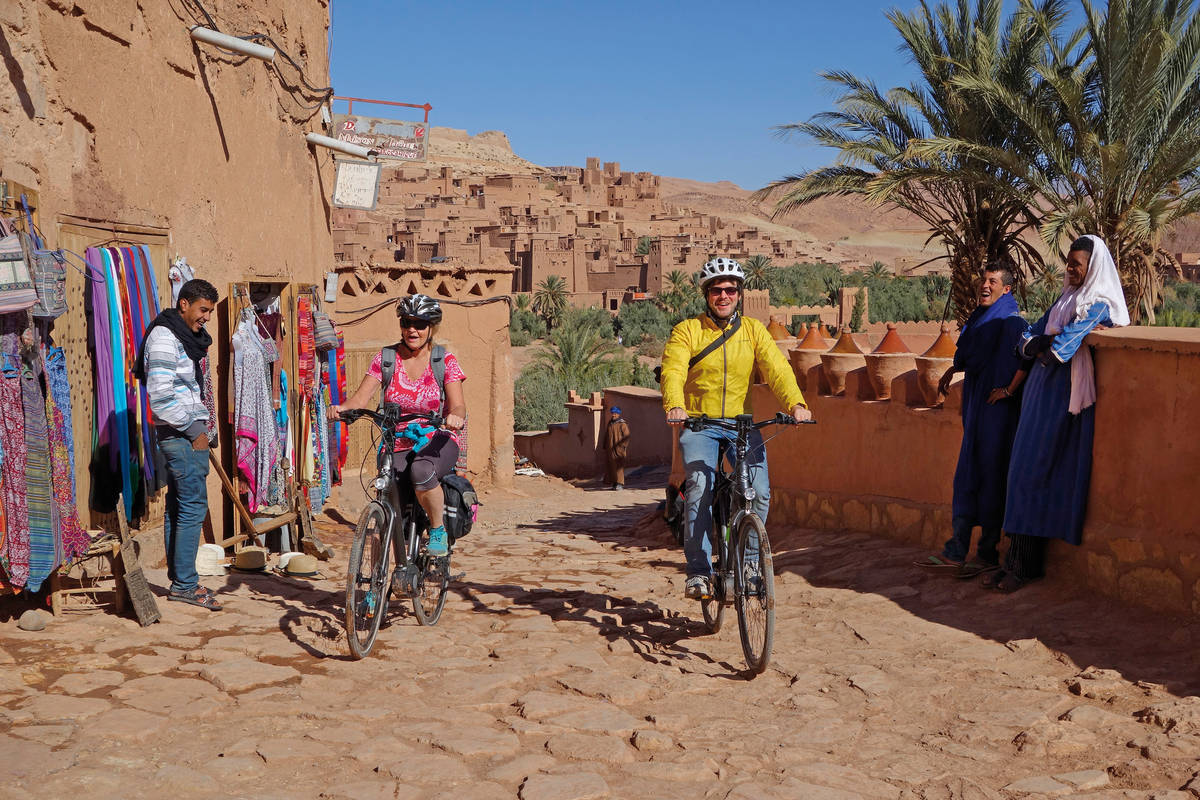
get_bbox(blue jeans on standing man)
[160,435,211,595]
[679,422,770,578]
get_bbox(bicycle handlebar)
[338,408,444,430]
[680,412,816,433]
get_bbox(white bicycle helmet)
[696,257,745,289]
[395,293,443,324]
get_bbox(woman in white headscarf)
[987,235,1130,592]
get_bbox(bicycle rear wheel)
[412,552,450,626]
[345,502,392,659]
[734,513,775,674]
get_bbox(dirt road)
[1,470,1198,799]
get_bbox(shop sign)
[332,161,382,210]
[332,114,428,162]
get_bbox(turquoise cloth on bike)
[679,422,770,578]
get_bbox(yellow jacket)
[660,313,805,417]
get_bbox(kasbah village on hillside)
[1,1,1200,798]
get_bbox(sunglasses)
[399,318,430,330]
[707,286,741,297]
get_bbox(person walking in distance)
[660,257,811,599]
[604,405,630,490]
[136,279,221,611]
[916,261,1029,578]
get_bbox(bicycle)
[339,407,454,659]
[680,412,813,674]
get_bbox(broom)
[116,504,161,626]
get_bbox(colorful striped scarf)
[0,333,28,590]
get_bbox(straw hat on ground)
[282,553,320,578]
[195,543,227,576]
[232,546,268,572]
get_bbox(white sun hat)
[195,543,227,576]
[276,551,305,571]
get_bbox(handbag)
[312,309,338,352]
[0,230,38,314]
[26,234,68,319]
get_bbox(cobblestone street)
[2,472,1198,799]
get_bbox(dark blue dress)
[1002,302,1111,545]
[951,293,1029,528]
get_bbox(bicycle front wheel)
[734,513,775,674]
[345,502,392,659]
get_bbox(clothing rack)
[217,281,328,558]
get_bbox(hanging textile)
[0,330,29,590]
[86,247,120,512]
[22,349,55,593]
[101,248,134,520]
[44,346,88,565]
[233,311,280,513]
[297,296,315,392]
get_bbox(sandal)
[168,585,223,611]
[957,559,1001,579]
[913,554,964,571]
[980,569,1006,589]
[995,572,1038,594]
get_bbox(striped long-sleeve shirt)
[144,325,210,440]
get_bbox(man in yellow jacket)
[661,257,811,598]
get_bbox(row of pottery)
[788,322,957,406]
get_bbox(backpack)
[440,472,479,543]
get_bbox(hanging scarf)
[0,335,29,590]
[1046,235,1130,413]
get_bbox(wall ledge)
[1087,327,1200,354]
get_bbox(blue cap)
[610,406,621,414]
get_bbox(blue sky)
[330,1,921,189]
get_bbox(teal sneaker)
[426,525,449,557]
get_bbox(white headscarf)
[1045,235,1129,414]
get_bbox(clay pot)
[914,322,958,406]
[863,323,915,400]
[767,319,791,340]
[788,324,829,388]
[820,326,866,396]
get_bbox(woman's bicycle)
[683,412,812,674]
[338,407,454,659]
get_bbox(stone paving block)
[519,772,610,800]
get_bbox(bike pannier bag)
[441,473,479,542]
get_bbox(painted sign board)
[332,114,428,162]
[332,161,382,210]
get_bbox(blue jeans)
[160,436,211,594]
[680,423,770,578]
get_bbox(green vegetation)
[742,255,775,291]
[513,310,657,431]
[616,299,671,346]
[509,308,546,347]
[849,289,865,332]
[1153,280,1200,327]
[636,236,655,256]
[532,275,569,329]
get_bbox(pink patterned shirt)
[367,350,465,451]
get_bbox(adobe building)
[2,0,335,541]
[330,154,817,315]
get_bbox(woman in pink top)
[330,294,466,555]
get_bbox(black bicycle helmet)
[395,293,443,324]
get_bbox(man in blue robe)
[917,262,1029,577]
[988,235,1129,592]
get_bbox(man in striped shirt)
[139,279,220,611]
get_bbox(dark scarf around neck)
[134,307,213,390]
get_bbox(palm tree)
[513,293,531,313]
[756,0,1053,324]
[924,0,1198,322]
[530,321,624,390]
[863,261,892,283]
[664,270,695,296]
[743,255,775,290]
[532,275,569,329]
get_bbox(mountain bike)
[682,412,813,674]
[339,407,454,659]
